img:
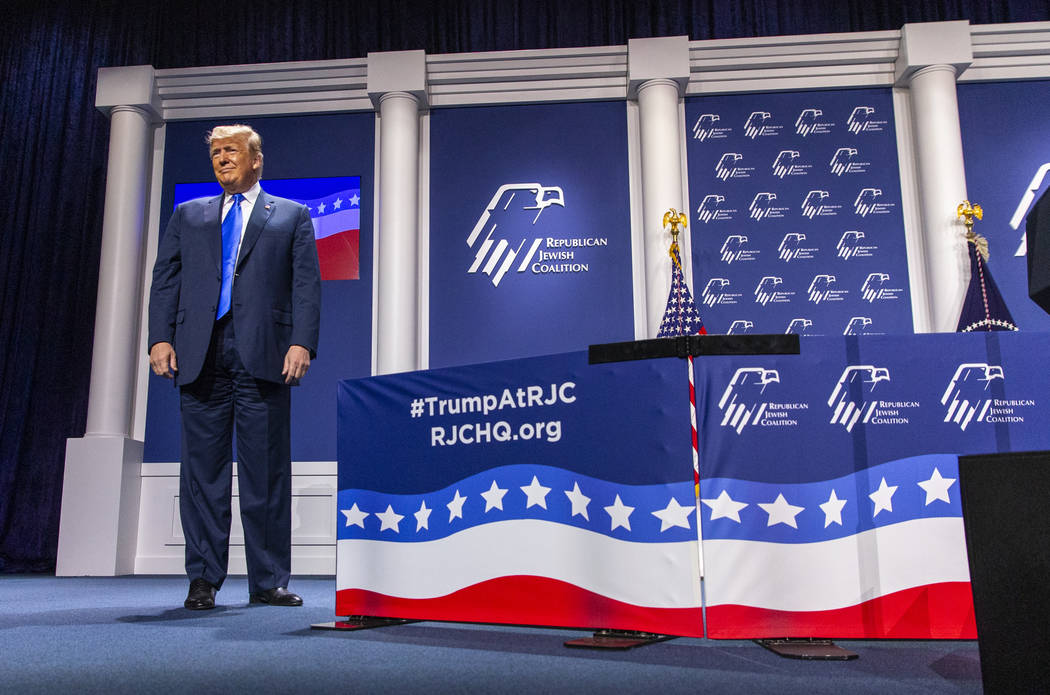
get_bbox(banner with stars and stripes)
[695,332,1050,638]
[302,183,361,281]
[335,351,703,636]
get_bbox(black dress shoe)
[249,586,303,606]
[184,578,216,610]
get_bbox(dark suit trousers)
[179,314,292,593]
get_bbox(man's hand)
[149,342,178,379]
[283,345,311,384]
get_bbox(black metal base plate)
[311,616,419,631]
[588,334,800,364]
[755,638,858,660]
[565,630,676,650]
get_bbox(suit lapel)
[205,194,223,272]
[237,188,274,269]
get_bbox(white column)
[57,66,160,575]
[368,51,426,374]
[896,21,973,333]
[629,37,691,338]
[86,105,153,435]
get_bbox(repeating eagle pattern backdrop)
[696,332,1049,638]
[686,89,912,337]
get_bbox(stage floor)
[0,575,981,693]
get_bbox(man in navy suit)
[148,124,321,610]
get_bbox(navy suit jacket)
[148,188,321,386]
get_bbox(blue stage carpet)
[0,575,981,693]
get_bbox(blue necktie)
[216,193,243,320]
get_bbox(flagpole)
[659,208,705,579]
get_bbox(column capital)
[628,36,690,100]
[95,65,161,120]
[367,50,428,110]
[895,21,973,86]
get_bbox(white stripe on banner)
[312,209,360,240]
[704,517,970,612]
[337,519,701,609]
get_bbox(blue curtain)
[1,0,1047,571]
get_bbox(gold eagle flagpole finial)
[957,200,988,260]
[663,208,688,267]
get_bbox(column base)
[55,435,143,576]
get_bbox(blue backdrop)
[428,102,635,367]
[958,79,1050,332]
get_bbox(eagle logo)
[750,192,778,221]
[844,316,873,335]
[837,230,868,260]
[727,320,754,335]
[772,150,801,179]
[830,147,859,176]
[755,276,783,306]
[692,114,722,141]
[721,235,750,263]
[466,183,565,287]
[808,274,838,304]
[861,273,891,303]
[802,190,831,219]
[716,153,744,181]
[828,365,890,431]
[697,194,728,223]
[718,367,781,433]
[855,188,884,217]
[744,111,773,139]
[847,106,877,134]
[702,278,731,306]
[795,108,823,137]
[1009,162,1050,256]
[778,232,808,262]
[941,363,1004,431]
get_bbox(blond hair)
[206,124,263,161]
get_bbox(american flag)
[656,240,706,497]
[657,242,707,337]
